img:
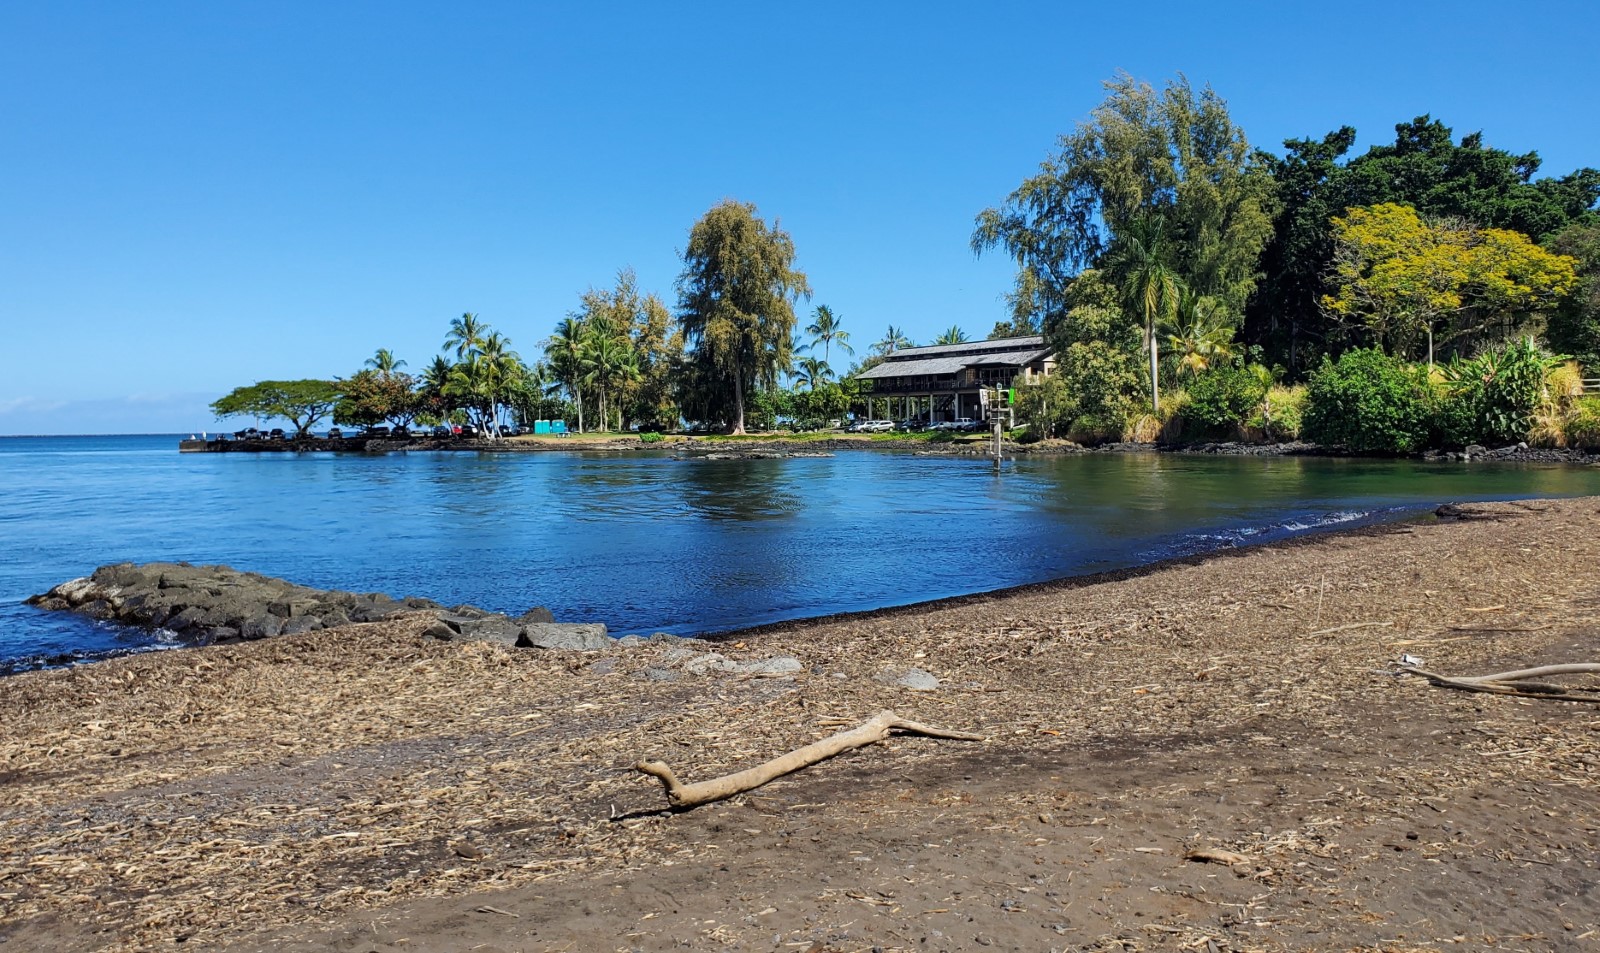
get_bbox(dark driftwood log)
[635,709,985,809]
[1400,663,1600,703]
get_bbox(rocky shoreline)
[26,562,614,653]
[182,432,1600,465]
[23,563,845,679]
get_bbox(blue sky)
[3,1,1597,434]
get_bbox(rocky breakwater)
[26,562,610,651]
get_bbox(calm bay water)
[3,434,1598,671]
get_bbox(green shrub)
[1184,363,1269,433]
[639,431,664,443]
[1303,349,1432,453]
[1436,337,1562,447]
[1066,414,1124,445]
[1246,385,1307,441]
[1566,396,1600,449]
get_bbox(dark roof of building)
[878,335,1045,361]
[853,336,1050,381]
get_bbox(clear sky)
[3,0,1597,434]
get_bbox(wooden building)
[851,335,1055,423]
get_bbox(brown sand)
[3,498,1600,952]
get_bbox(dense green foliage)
[210,380,341,436]
[1436,337,1563,447]
[973,73,1275,329]
[1545,225,1600,369]
[1566,397,1600,449]
[1302,349,1433,453]
[1246,118,1600,371]
[675,200,810,434]
[218,74,1600,453]
[1184,363,1269,432]
[334,368,418,428]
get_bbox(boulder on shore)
[26,562,578,652]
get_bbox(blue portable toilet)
[534,420,552,435]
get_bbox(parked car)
[233,427,262,440]
[326,427,343,439]
[266,428,287,441]
[895,418,926,432]
[459,424,481,438]
[953,417,983,432]
[366,425,391,438]
[431,424,452,437]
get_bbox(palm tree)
[544,317,588,433]
[934,325,969,346]
[444,312,488,361]
[871,325,913,356]
[419,355,455,422]
[365,348,406,378]
[1105,216,1182,414]
[583,327,631,433]
[805,305,853,365]
[793,356,833,391]
[1163,291,1237,377]
[477,332,519,436]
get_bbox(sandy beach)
[4,498,1600,952]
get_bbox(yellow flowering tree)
[1322,203,1577,366]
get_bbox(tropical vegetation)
[210,71,1600,453]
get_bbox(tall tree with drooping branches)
[972,72,1274,334]
[675,200,810,434]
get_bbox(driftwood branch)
[1399,663,1600,703]
[635,709,985,809]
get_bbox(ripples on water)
[3,435,1598,671]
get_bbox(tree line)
[977,72,1599,450]
[213,72,1600,449]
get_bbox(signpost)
[983,387,1012,464]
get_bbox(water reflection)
[3,436,1599,669]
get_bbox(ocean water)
[3,434,1598,672]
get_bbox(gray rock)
[616,635,649,647]
[431,612,476,633]
[421,620,461,641]
[79,599,118,621]
[240,614,285,640]
[587,658,618,675]
[519,606,555,624]
[678,652,802,676]
[281,616,324,636]
[641,667,679,682]
[165,606,209,632]
[52,577,100,605]
[317,607,352,628]
[519,623,611,651]
[734,656,803,676]
[682,652,737,675]
[455,617,525,647]
[877,667,940,691]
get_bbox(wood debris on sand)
[2,498,1599,952]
